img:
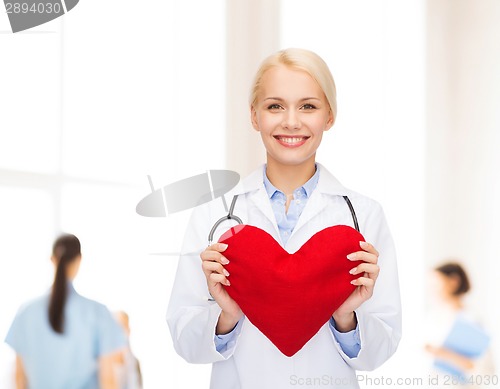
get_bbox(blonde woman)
[167,48,402,388]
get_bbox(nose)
[282,110,301,130]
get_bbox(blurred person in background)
[4,233,126,389]
[425,262,495,388]
[113,310,143,389]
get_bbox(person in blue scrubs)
[5,234,126,389]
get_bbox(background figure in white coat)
[425,262,495,388]
[167,48,402,389]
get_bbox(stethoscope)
[208,194,359,244]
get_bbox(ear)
[325,109,335,131]
[250,105,260,132]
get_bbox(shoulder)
[13,294,49,320]
[71,290,111,316]
[6,294,49,350]
[224,164,265,199]
[60,288,115,328]
[459,307,489,328]
[316,163,384,212]
[316,163,392,244]
[69,291,122,340]
[70,293,126,352]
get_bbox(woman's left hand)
[332,241,380,331]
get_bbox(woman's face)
[429,270,459,301]
[251,65,334,168]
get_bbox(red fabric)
[218,224,364,357]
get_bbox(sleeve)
[4,307,28,357]
[214,320,244,358]
[166,201,245,364]
[330,199,402,371]
[95,304,127,357]
[329,317,361,358]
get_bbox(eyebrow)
[263,97,321,102]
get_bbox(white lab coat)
[167,163,402,389]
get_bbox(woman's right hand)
[200,243,243,334]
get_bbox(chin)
[268,154,316,167]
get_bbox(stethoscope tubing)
[207,194,359,244]
[208,195,242,244]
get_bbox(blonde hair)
[249,48,337,124]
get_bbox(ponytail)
[48,234,81,334]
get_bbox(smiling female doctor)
[167,48,402,389]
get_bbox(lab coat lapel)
[289,190,328,240]
[247,187,281,241]
[230,165,281,242]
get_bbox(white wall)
[426,0,500,372]
[225,0,280,176]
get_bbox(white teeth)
[278,137,306,144]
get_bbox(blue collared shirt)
[5,284,126,389]
[215,165,361,358]
[263,165,319,246]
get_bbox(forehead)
[258,65,324,99]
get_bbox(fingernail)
[225,280,231,286]
[221,257,230,265]
[349,267,357,275]
[347,253,355,260]
[223,269,230,277]
[219,243,228,251]
[360,241,369,249]
[350,280,357,285]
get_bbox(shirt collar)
[262,164,320,199]
[227,162,350,198]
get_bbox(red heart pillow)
[218,224,364,357]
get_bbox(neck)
[265,155,316,194]
[444,295,463,311]
[65,258,81,280]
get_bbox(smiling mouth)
[274,136,310,147]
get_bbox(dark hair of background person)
[435,262,471,296]
[48,234,81,334]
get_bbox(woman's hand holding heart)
[200,242,243,335]
[332,241,380,332]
